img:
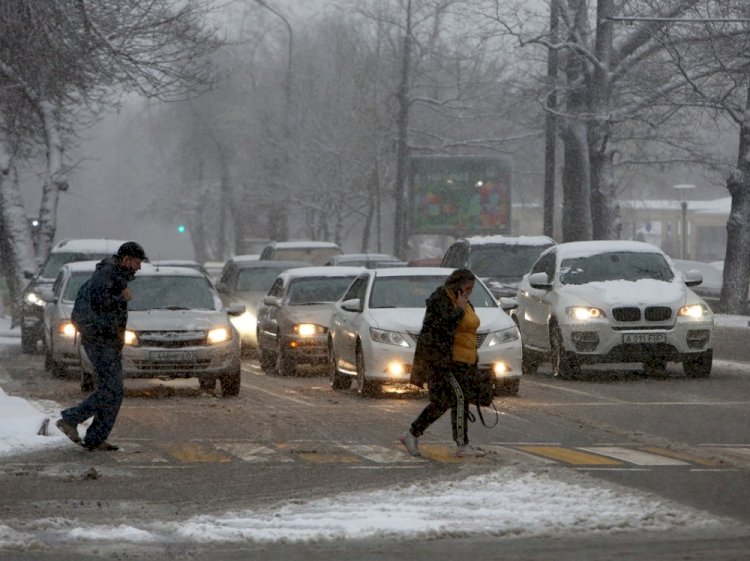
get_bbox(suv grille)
[645,306,672,321]
[612,307,640,322]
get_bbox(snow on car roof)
[51,238,129,253]
[553,240,666,260]
[61,260,101,272]
[231,259,311,269]
[371,266,451,278]
[228,254,261,263]
[136,264,207,277]
[267,241,340,249]
[462,234,555,246]
[277,266,364,280]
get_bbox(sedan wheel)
[551,326,580,379]
[329,344,352,390]
[521,346,539,376]
[276,340,296,376]
[356,344,378,397]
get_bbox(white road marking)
[217,442,294,463]
[578,446,689,466]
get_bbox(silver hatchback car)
[77,264,245,395]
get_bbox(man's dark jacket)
[73,257,134,348]
[410,285,466,388]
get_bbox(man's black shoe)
[56,419,81,444]
[85,441,119,451]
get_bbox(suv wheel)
[550,326,580,379]
[683,349,712,378]
[220,367,241,396]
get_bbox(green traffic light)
[177,225,186,234]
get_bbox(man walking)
[56,241,147,451]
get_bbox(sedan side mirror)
[499,297,518,312]
[341,298,362,312]
[263,296,280,307]
[529,272,552,290]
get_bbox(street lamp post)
[673,184,695,259]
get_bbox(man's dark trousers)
[61,339,124,447]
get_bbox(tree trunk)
[393,0,412,259]
[721,82,750,314]
[36,99,68,261]
[0,133,40,322]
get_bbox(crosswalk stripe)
[480,445,557,464]
[217,442,294,463]
[578,447,689,466]
[515,445,622,465]
[161,442,233,463]
[640,447,723,467]
[345,444,424,463]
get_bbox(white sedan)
[512,240,714,379]
[328,267,522,397]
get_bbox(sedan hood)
[128,309,230,330]
[368,307,515,333]
[284,304,336,328]
[560,279,687,307]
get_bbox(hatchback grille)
[137,330,206,348]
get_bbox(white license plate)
[622,333,666,344]
[149,350,196,362]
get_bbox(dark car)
[215,257,312,352]
[21,238,128,353]
[441,235,556,299]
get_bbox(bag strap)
[468,402,499,428]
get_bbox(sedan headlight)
[207,327,231,344]
[678,304,709,319]
[25,292,45,307]
[230,311,256,335]
[293,323,326,337]
[124,330,138,346]
[370,327,411,347]
[59,321,77,338]
[566,306,606,321]
[485,326,520,347]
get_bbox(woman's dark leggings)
[410,362,470,445]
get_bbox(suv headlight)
[485,326,520,347]
[370,327,411,347]
[678,304,709,319]
[124,330,138,345]
[566,306,606,321]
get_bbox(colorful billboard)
[410,156,512,236]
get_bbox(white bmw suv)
[512,240,713,379]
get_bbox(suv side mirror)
[683,270,703,287]
[263,296,280,307]
[529,272,552,290]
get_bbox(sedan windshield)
[286,276,357,305]
[237,267,287,292]
[369,276,497,308]
[128,276,217,311]
[560,252,675,285]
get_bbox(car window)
[236,268,287,291]
[266,247,341,266]
[52,271,65,297]
[268,278,284,298]
[560,252,675,285]
[128,276,217,311]
[342,275,368,301]
[218,264,236,287]
[285,276,357,305]
[63,272,95,302]
[466,244,553,277]
[531,252,555,277]
[368,276,496,308]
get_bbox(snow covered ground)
[0,314,747,549]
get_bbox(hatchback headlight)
[208,327,231,344]
[567,306,606,321]
[485,326,520,347]
[678,304,709,319]
[293,323,326,337]
[370,327,411,347]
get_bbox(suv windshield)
[560,252,675,285]
[467,244,553,278]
